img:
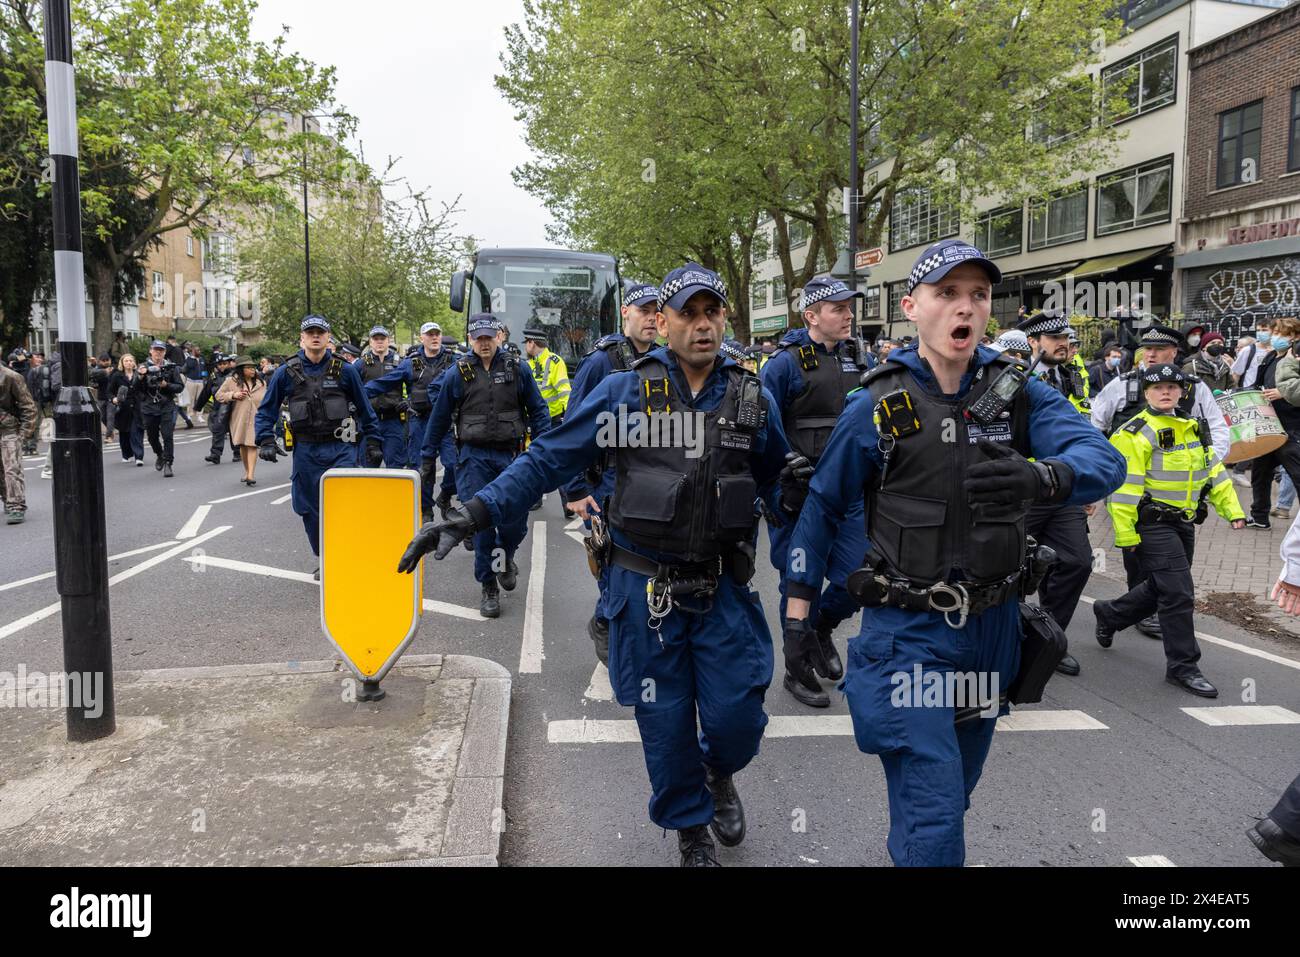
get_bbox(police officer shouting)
[1091,324,1230,639]
[364,321,459,521]
[563,282,662,663]
[786,239,1125,866]
[1094,364,1245,697]
[255,315,382,576]
[1017,309,1098,677]
[418,313,551,618]
[134,340,185,478]
[760,276,869,708]
[356,326,408,468]
[399,264,810,866]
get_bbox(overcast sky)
[251,0,552,251]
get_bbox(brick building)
[1177,0,1300,339]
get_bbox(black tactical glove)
[397,499,488,573]
[365,439,384,468]
[419,458,437,488]
[963,439,1061,507]
[396,399,411,416]
[779,451,814,516]
[782,618,817,675]
[258,437,278,463]
[759,497,786,530]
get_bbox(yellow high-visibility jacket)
[1106,408,1244,547]
[528,348,570,418]
[1068,353,1091,415]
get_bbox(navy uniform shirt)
[363,346,456,410]
[560,333,651,502]
[786,343,1127,596]
[420,346,552,462]
[254,348,381,445]
[474,346,792,560]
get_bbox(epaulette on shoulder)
[1121,417,1144,434]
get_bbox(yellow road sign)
[320,468,423,681]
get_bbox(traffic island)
[0,654,510,866]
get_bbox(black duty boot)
[162,461,174,478]
[480,581,501,619]
[1094,600,1116,648]
[1247,817,1300,866]
[677,825,720,867]
[1055,653,1080,676]
[498,559,519,592]
[812,621,844,681]
[1166,672,1218,698]
[704,766,745,847]
[205,453,220,464]
[783,661,830,708]
[154,455,164,471]
[588,615,609,666]
[1136,615,1163,639]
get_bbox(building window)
[1028,186,1088,250]
[1097,155,1172,235]
[889,187,959,253]
[1289,88,1300,173]
[1102,36,1177,123]
[788,219,810,249]
[186,288,197,317]
[225,289,234,319]
[751,281,768,310]
[204,288,213,317]
[751,229,770,265]
[975,206,1023,258]
[1114,0,1179,29]
[1028,77,1094,147]
[771,275,787,308]
[1217,100,1263,189]
[863,285,880,321]
[152,271,165,301]
[186,235,194,257]
[888,280,910,324]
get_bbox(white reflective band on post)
[43,61,78,156]
[54,250,87,341]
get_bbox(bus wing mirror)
[449,270,466,314]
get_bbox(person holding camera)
[107,353,144,465]
[133,340,185,477]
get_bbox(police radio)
[965,364,1029,425]
[735,375,766,430]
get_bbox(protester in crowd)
[1089,342,1125,394]
[1185,331,1233,394]
[108,353,144,465]
[217,356,267,486]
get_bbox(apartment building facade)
[1176,0,1300,341]
[747,0,1287,344]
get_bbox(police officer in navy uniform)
[399,264,812,866]
[418,313,551,618]
[760,276,869,708]
[364,321,459,521]
[355,326,408,467]
[1016,309,1098,677]
[786,239,1125,866]
[134,340,186,477]
[563,282,662,663]
[255,315,382,577]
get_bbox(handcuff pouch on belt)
[1137,491,1192,526]
[584,512,611,578]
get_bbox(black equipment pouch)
[615,340,636,370]
[584,513,611,578]
[1194,485,1210,525]
[1009,602,1068,705]
[875,389,921,438]
[726,540,756,586]
[846,551,890,607]
[734,373,766,431]
[1020,537,1058,599]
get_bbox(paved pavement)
[1,427,1298,866]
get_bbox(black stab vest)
[455,355,526,449]
[284,356,350,442]
[778,340,862,463]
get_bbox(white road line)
[564,516,583,532]
[180,554,315,584]
[519,523,547,674]
[1128,855,1176,867]
[1181,705,1300,726]
[1080,594,1300,672]
[0,540,178,593]
[583,663,613,701]
[565,530,586,547]
[270,494,292,505]
[175,554,483,619]
[546,709,1109,744]
[0,526,229,642]
[207,482,290,505]
[176,504,211,539]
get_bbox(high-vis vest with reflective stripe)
[1105,408,1244,547]
[1068,354,1091,415]
[528,348,570,418]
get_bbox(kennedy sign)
[1227,217,1300,246]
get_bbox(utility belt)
[591,521,755,633]
[376,409,404,422]
[293,416,358,445]
[1137,490,1206,527]
[845,539,1057,629]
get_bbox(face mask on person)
[1206,343,1226,357]
[1106,355,1121,369]
[1187,334,1201,348]
[1272,335,1291,352]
